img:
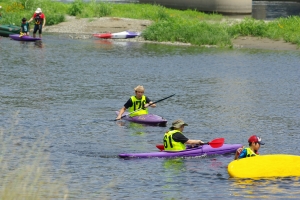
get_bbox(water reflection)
[252,1,300,20]
[226,1,300,20]
[229,177,300,198]
[93,38,142,50]
[163,158,185,173]
[34,40,44,48]
[18,40,45,49]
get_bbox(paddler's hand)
[236,147,244,154]
[198,140,204,145]
[234,146,244,160]
[144,103,156,108]
[115,116,121,120]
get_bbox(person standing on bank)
[115,85,156,120]
[28,8,46,38]
[164,119,204,151]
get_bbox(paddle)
[156,138,225,151]
[115,93,175,120]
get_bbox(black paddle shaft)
[119,94,175,119]
[149,94,175,106]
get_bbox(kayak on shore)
[228,154,300,178]
[93,31,140,39]
[119,143,243,159]
[115,111,167,126]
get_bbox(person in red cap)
[234,135,265,160]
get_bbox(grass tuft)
[0,113,69,199]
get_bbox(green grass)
[0,113,69,199]
[142,18,231,46]
[1,0,300,47]
[0,0,67,25]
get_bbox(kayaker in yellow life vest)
[234,135,265,160]
[164,119,204,151]
[115,85,156,120]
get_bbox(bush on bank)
[0,0,67,25]
[1,0,300,47]
[0,114,68,199]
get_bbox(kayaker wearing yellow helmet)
[234,135,265,160]
[116,85,156,120]
[164,119,204,151]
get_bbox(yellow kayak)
[228,154,300,178]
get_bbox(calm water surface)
[1,34,300,199]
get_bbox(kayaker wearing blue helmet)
[164,119,204,151]
[234,135,265,160]
[116,85,156,120]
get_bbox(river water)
[1,35,300,199]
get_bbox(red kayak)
[93,31,140,39]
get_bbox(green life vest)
[245,147,259,157]
[128,95,148,117]
[164,130,186,151]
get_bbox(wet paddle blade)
[156,144,164,151]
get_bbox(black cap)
[22,18,26,21]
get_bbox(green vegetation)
[0,113,68,199]
[1,0,300,47]
[0,0,67,25]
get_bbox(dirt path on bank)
[44,16,299,51]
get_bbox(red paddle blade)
[208,138,225,148]
[156,144,164,151]
[156,138,225,150]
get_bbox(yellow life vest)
[245,147,259,157]
[128,95,148,117]
[164,130,186,151]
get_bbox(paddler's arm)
[144,97,156,108]
[28,17,34,23]
[116,107,126,120]
[185,139,204,146]
[43,15,46,27]
[234,147,244,160]
[144,101,156,108]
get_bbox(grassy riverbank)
[1,0,299,46]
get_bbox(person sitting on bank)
[164,119,204,151]
[115,85,156,120]
[234,135,265,160]
[20,18,30,36]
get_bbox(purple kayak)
[119,144,243,158]
[9,34,41,41]
[115,111,167,126]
